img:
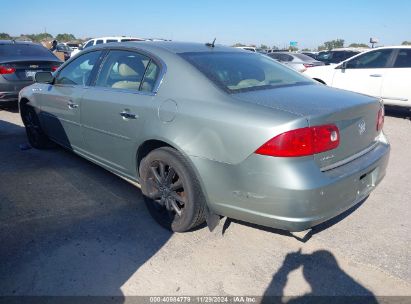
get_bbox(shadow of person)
[262,250,378,304]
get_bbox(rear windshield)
[180,52,313,93]
[293,53,315,61]
[0,44,56,60]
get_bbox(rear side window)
[95,50,150,91]
[106,39,118,43]
[0,44,56,60]
[346,49,392,69]
[55,51,102,85]
[394,49,411,68]
[96,40,104,45]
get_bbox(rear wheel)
[140,147,206,232]
[21,105,52,149]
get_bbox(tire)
[21,105,52,149]
[139,147,206,232]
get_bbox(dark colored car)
[316,50,361,65]
[0,41,62,104]
[56,44,72,61]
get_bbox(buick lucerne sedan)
[19,41,390,232]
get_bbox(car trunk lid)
[233,83,381,169]
[0,60,60,81]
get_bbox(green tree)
[289,46,298,52]
[55,33,76,42]
[302,48,311,51]
[318,39,345,51]
[402,41,411,45]
[23,33,53,42]
[0,32,11,39]
[349,43,369,48]
[259,44,268,49]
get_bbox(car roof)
[0,40,34,45]
[91,41,246,54]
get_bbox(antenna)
[206,38,216,48]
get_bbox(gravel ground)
[0,105,410,300]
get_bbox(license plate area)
[25,70,42,79]
[357,167,378,197]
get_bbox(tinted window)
[106,39,118,43]
[96,40,104,45]
[121,38,142,42]
[0,44,56,60]
[55,51,102,85]
[180,52,313,93]
[293,53,314,61]
[394,49,411,68]
[346,49,392,69]
[95,50,149,91]
[84,40,94,48]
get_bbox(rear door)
[331,49,394,98]
[80,49,161,176]
[39,50,104,149]
[380,48,411,107]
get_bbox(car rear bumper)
[0,81,33,102]
[191,133,390,232]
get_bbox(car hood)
[232,83,377,117]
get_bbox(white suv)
[71,36,144,57]
[304,46,411,108]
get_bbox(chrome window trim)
[321,141,379,172]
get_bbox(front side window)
[394,49,411,68]
[95,50,150,91]
[96,40,104,45]
[180,52,313,93]
[55,51,102,85]
[345,49,393,69]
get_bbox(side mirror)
[35,71,54,84]
[78,46,83,50]
[339,61,348,70]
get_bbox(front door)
[80,49,161,177]
[39,50,104,149]
[331,49,394,98]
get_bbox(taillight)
[303,63,314,68]
[0,65,16,74]
[255,124,340,157]
[376,106,384,131]
[51,65,59,72]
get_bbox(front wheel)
[21,105,52,149]
[139,147,206,232]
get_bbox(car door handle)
[120,111,137,119]
[67,101,79,109]
[369,74,382,77]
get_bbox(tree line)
[0,32,80,42]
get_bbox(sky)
[2,0,410,49]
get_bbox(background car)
[70,36,145,57]
[316,48,365,65]
[304,46,411,108]
[0,40,62,105]
[19,42,389,233]
[267,52,324,72]
[56,44,72,61]
[301,51,319,60]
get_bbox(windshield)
[180,52,314,93]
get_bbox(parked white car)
[70,36,144,57]
[304,46,411,108]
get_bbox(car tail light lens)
[255,125,340,157]
[0,65,16,74]
[376,106,384,131]
[51,65,59,72]
[303,63,314,68]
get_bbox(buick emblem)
[358,119,366,135]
